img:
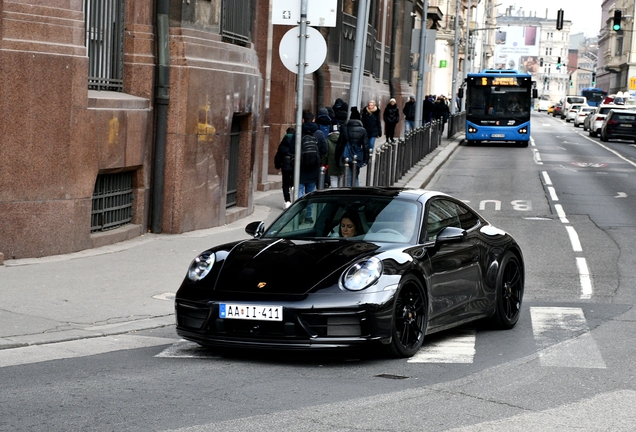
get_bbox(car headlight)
[342,257,383,291]
[187,251,215,282]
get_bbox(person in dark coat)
[332,98,349,127]
[433,96,450,134]
[383,98,400,142]
[337,106,369,187]
[423,95,435,124]
[361,100,382,149]
[403,95,416,135]
[274,127,295,208]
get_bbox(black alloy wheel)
[387,275,428,358]
[490,251,524,329]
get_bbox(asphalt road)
[2,112,636,431]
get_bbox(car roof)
[306,187,448,202]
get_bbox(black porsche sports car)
[175,187,524,358]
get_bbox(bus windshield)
[581,88,607,107]
[466,76,532,122]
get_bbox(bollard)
[318,166,326,190]
[343,158,350,187]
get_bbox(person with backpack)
[337,106,369,187]
[288,112,326,220]
[324,124,343,188]
[274,127,295,209]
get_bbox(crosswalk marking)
[0,335,174,368]
[408,329,476,363]
[530,306,606,368]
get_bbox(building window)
[84,0,126,91]
[221,0,253,47]
[91,172,134,232]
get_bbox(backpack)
[300,134,320,169]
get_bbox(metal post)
[414,0,430,129]
[450,0,460,115]
[349,0,370,112]
[462,0,471,112]
[292,0,309,202]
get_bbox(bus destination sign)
[480,77,519,86]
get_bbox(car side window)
[455,201,481,231]
[425,200,461,241]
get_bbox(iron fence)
[84,0,125,91]
[447,111,466,139]
[91,171,133,232]
[221,0,253,47]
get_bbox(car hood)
[214,238,381,295]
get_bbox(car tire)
[387,275,428,358]
[489,251,524,330]
[600,132,607,142]
[590,130,596,137]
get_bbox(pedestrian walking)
[403,95,416,135]
[274,127,295,209]
[337,107,369,187]
[361,100,382,150]
[383,98,400,143]
[434,96,450,134]
[332,98,349,127]
[324,124,343,187]
[423,95,435,124]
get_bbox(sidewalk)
[0,133,463,351]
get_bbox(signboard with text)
[492,26,540,76]
[272,0,337,27]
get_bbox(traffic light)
[592,72,596,86]
[569,76,573,88]
[556,9,564,30]
[613,10,622,31]
[540,58,544,67]
[556,57,562,70]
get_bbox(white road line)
[0,335,175,368]
[547,186,559,201]
[530,307,605,368]
[554,204,569,223]
[541,171,552,185]
[614,192,627,198]
[577,257,593,299]
[565,226,583,252]
[408,329,476,363]
[532,148,543,164]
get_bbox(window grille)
[221,0,253,47]
[91,172,133,232]
[84,0,125,91]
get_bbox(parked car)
[565,104,588,122]
[552,103,563,118]
[600,110,636,142]
[561,96,587,119]
[589,104,629,137]
[175,188,525,358]
[547,105,555,114]
[574,106,596,128]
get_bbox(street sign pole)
[292,0,309,202]
[348,0,369,113]
[414,0,430,129]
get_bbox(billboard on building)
[493,26,540,76]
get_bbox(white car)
[589,104,629,137]
[574,106,595,127]
[537,99,551,112]
[565,104,588,122]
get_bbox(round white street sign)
[279,26,327,75]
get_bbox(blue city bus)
[465,70,537,147]
[581,87,607,107]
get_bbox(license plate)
[491,134,505,138]
[620,124,632,127]
[219,303,283,321]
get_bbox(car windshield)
[263,195,422,244]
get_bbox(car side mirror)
[436,226,467,244]
[245,221,265,238]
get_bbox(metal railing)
[447,111,466,139]
[221,0,253,47]
[84,0,125,91]
[91,171,133,232]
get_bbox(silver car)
[565,104,588,122]
[574,106,595,128]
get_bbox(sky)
[498,1,603,37]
